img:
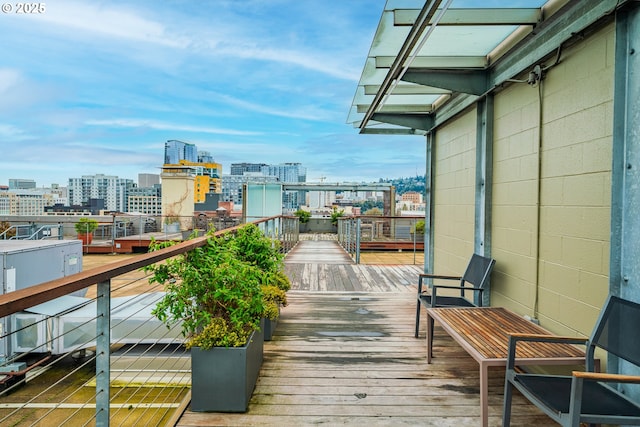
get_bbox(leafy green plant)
[229,223,284,273]
[411,220,425,234]
[294,209,311,224]
[144,224,290,349]
[74,217,99,234]
[330,207,345,225]
[261,284,287,320]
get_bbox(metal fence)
[337,215,425,264]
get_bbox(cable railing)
[337,215,425,264]
[0,215,299,426]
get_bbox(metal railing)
[0,224,64,241]
[337,215,425,264]
[0,215,299,426]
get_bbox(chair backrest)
[460,254,496,289]
[589,295,640,370]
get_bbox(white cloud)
[38,1,189,48]
[0,69,21,94]
[214,93,333,121]
[85,118,263,136]
[0,123,33,141]
[211,44,360,81]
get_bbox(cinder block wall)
[532,22,614,335]
[432,22,614,338]
[433,109,477,275]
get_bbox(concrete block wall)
[432,109,477,275]
[534,22,614,335]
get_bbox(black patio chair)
[503,295,640,427]
[414,253,495,338]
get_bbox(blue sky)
[0,0,426,187]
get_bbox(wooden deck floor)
[175,241,552,426]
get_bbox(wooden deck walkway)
[175,241,553,426]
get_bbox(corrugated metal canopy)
[347,0,550,134]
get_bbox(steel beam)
[403,69,489,96]
[610,2,640,384]
[475,96,494,306]
[375,55,487,69]
[394,8,541,26]
[424,131,435,275]
[371,112,434,131]
[95,280,111,427]
[361,128,423,135]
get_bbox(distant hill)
[379,176,426,196]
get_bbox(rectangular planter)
[263,317,277,341]
[190,327,264,412]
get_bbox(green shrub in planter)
[145,229,265,349]
[411,220,425,235]
[144,224,290,348]
[74,217,99,235]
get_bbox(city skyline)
[0,0,426,188]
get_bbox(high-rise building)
[0,191,46,215]
[266,163,307,210]
[8,179,36,190]
[164,140,197,164]
[163,142,222,206]
[138,173,160,187]
[222,173,278,207]
[225,162,307,211]
[264,162,307,183]
[128,184,162,215]
[68,174,135,213]
[230,163,268,176]
[197,151,215,163]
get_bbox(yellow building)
[176,160,223,203]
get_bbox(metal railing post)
[355,218,361,264]
[96,280,111,426]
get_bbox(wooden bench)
[426,307,590,427]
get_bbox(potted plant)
[260,270,290,340]
[410,219,425,237]
[144,224,288,412]
[294,209,311,233]
[225,224,291,341]
[330,207,344,226]
[74,217,98,245]
[163,214,181,233]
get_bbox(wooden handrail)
[0,217,291,318]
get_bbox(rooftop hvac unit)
[0,240,83,360]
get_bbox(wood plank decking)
[175,241,553,426]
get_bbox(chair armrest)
[573,371,640,384]
[432,284,483,292]
[419,273,462,281]
[418,274,462,294]
[508,333,589,344]
[506,333,589,370]
[431,285,483,302]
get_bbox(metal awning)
[347,0,554,134]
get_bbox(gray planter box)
[263,317,277,341]
[190,328,264,412]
